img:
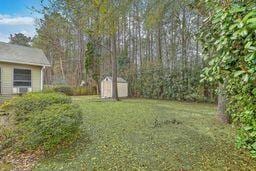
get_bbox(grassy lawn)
[34,96,256,170]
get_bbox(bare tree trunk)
[138,16,142,67]
[171,13,177,72]
[59,56,65,81]
[157,24,162,63]
[196,14,200,66]
[54,39,66,82]
[77,28,85,86]
[111,33,119,100]
[217,82,230,123]
[146,30,150,61]
[150,32,153,61]
[181,7,187,99]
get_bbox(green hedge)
[199,1,256,157]
[2,92,71,122]
[20,103,82,150]
[0,92,83,152]
[73,87,91,96]
[43,85,97,96]
[53,86,73,96]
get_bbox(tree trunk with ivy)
[217,83,230,123]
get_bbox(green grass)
[34,96,256,170]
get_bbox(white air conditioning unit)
[13,87,32,94]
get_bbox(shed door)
[104,81,112,97]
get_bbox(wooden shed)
[101,76,128,98]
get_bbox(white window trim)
[13,68,32,88]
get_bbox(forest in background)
[32,0,216,102]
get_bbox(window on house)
[13,69,31,87]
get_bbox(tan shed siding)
[0,62,42,94]
[101,80,112,98]
[117,83,128,97]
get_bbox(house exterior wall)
[0,62,42,95]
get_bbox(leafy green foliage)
[9,33,32,47]
[85,41,100,82]
[1,92,71,122]
[199,1,256,157]
[53,85,74,96]
[72,87,94,96]
[21,104,82,151]
[44,85,97,96]
[117,46,129,71]
[85,42,95,72]
[130,62,215,102]
[0,93,82,153]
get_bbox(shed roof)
[104,76,127,83]
[0,42,50,67]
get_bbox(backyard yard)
[32,96,256,170]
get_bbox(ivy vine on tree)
[199,0,256,157]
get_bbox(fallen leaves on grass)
[0,149,44,171]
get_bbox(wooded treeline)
[33,0,215,102]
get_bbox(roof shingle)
[0,42,50,66]
[104,76,127,83]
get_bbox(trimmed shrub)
[0,92,83,153]
[20,104,83,151]
[42,86,55,93]
[43,85,98,96]
[53,85,73,96]
[1,92,71,122]
[72,87,88,96]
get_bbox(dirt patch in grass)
[0,150,44,171]
[152,118,183,128]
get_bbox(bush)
[20,104,83,151]
[199,1,256,157]
[43,85,98,96]
[227,80,256,157]
[0,92,83,153]
[42,86,55,93]
[1,92,71,122]
[53,85,73,96]
[72,87,88,96]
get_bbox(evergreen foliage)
[199,0,256,157]
[9,33,32,46]
[0,93,82,152]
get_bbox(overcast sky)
[0,0,43,42]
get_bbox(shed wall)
[101,79,128,98]
[117,83,128,97]
[101,80,112,98]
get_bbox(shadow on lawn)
[46,129,91,160]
